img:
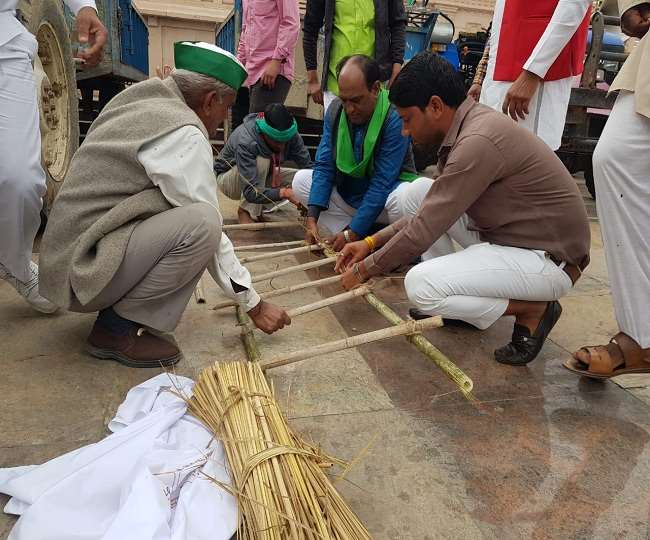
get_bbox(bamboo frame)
[233,240,305,252]
[223,220,302,231]
[239,244,322,264]
[236,306,261,363]
[262,316,443,371]
[251,257,336,284]
[213,274,342,311]
[364,292,474,396]
[284,280,388,319]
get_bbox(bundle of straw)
[188,361,373,540]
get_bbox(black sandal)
[495,301,563,365]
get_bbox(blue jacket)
[308,99,415,237]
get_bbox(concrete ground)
[2,180,650,539]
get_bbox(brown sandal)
[564,332,650,379]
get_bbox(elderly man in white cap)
[39,42,291,368]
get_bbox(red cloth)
[493,0,590,82]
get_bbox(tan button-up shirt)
[364,98,591,276]
[611,0,650,118]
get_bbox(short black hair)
[335,54,381,90]
[264,103,294,131]
[389,52,466,110]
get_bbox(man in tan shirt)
[336,52,591,366]
[566,1,650,378]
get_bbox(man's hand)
[305,217,321,245]
[388,63,402,88]
[327,229,359,253]
[279,187,300,206]
[307,70,324,105]
[340,261,369,291]
[502,70,541,121]
[247,300,291,334]
[468,83,482,102]
[261,59,282,89]
[334,240,370,273]
[621,4,650,38]
[75,7,108,68]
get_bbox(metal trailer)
[558,12,626,199]
[15,0,149,212]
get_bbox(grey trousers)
[249,75,292,113]
[71,203,221,332]
[216,156,297,219]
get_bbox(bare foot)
[237,207,260,224]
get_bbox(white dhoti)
[593,91,650,348]
[397,178,573,330]
[0,29,46,282]
[292,168,409,235]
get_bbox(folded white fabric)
[0,374,237,540]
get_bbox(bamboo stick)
[233,240,305,252]
[193,277,206,304]
[236,306,261,363]
[239,244,322,263]
[223,220,302,231]
[364,292,474,396]
[262,316,443,371]
[251,257,336,284]
[213,274,342,311]
[284,280,388,319]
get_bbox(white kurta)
[138,124,260,311]
[480,0,591,150]
[0,0,96,282]
[593,91,650,348]
[0,374,238,540]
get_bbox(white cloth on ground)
[593,91,650,348]
[398,178,572,330]
[0,374,238,540]
[292,168,410,235]
[138,124,260,311]
[479,0,591,150]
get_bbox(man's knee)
[404,264,446,310]
[292,169,313,204]
[399,177,433,217]
[176,203,222,252]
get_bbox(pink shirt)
[237,0,300,87]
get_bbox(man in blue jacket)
[293,55,416,251]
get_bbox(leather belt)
[550,255,587,285]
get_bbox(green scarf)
[335,88,416,182]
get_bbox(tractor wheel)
[21,0,79,214]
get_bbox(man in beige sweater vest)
[39,42,291,368]
[565,1,650,378]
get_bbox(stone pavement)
[1,184,649,539]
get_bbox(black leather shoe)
[409,308,479,330]
[495,301,563,365]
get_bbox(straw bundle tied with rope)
[187,361,373,539]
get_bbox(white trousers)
[594,91,650,348]
[292,168,410,235]
[0,30,46,282]
[397,178,573,330]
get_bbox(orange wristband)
[364,235,375,252]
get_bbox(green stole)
[335,88,417,182]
